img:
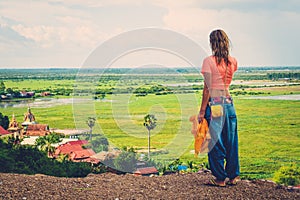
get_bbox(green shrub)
[0,139,92,177]
[273,164,300,186]
[114,150,137,173]
[84,135,109,153]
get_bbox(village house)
[19,91,35,98]
[134,167,159,176]
[69,149,98,163]
[1,94,12,100]
[40,91,52,97]
[54,140,99,164]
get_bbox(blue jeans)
[204,99,240,181]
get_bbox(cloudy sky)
[0,0,299,68]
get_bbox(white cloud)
[156,1,300,66]
[10,21,113,49]
[0,0,299,67]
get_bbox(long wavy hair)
[209,29,231,66]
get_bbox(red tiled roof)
[68,140,88,146]
[25,124,49,136]
[134,167,158,176]
[54,140,89,155]
[0,126,10,135]
[55,144,83,155]
[27,124,48,131]
[70,149,96,160]
[54,140,97,163]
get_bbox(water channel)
[1,94,299,109]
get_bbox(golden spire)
[9,113,19,129]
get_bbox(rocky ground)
[0,172,299,200]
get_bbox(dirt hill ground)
[0,172,299,200]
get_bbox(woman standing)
[198,29,240,187]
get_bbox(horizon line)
[0,65,299,69]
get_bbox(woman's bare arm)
[198,82,210,122]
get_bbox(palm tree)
[143,114,157,159]
[56,153,69,163]
[86,117,96,141]
[35,133,62,157]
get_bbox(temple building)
[24,124,50,136]
[22,107,37,126]
[7,114,22,139]
[21,107,50,136]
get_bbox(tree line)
[267,72,300,80]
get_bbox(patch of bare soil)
[0,172,299,200]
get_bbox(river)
[246,94,300,100]
[1,94,299,109]
[0,98,83,108]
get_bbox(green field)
[0,67,299,179]
[1,93,299,179]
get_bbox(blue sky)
[0,0,299,68]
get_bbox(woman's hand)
[198,112,205,123]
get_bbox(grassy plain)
[2,92,299,179]
[4,80,75,91]
[1,68,299,179]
